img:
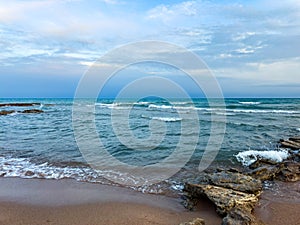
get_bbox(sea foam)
[239,101,261,105]
[152,117,182,122]
[235,149,289,166]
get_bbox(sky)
[0,0,299,98]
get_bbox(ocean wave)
[148,104,195,111]
[296,128,300,132]
[0,156,98,181]
[227,109,300,114]
[235,149,289,166]
[96,103,121,108]
[0,156,171,195]
[142,115,182,122]
[95,103,132,110]
[148,104,173,109]
[95,102,299,115]
[133,102,151,106]
[239,101,261,105]
[152,117,182,122]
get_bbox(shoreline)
[0,178,299,225]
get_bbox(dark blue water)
[0,98,299,194]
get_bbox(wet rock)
[184,183,260,216]
[248,159,279,169]
[25,171,35,176]
[277,161,300,182]
[280,139,300,150]
[208,171,262,194]
[0,103,41,107]
[21,109,44,114]
[0,172,6,177]
[247,165,281,181]
[0,110,16,115]
[289,136,300,142]
[180,218,205,225]
[222,208,263,225]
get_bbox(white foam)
[152,117,182,122]
[95,103,131,110]
[0,156,98,181]
[296,128,300,132]
[133,102,150,105]
[149,104,197,111]
[148,104,173,109]
[235,150,289,166]
[96,103,119,108]
[239,101,261,105]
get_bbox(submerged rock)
[289,136,300,142]
[0,103,41,107]
[0,110,16,115]
[21,109,44,114]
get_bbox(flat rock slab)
[280,137,300,150]
[0,110,15,115]
[21,109,44,114]
[0,103,41,107]
[208,171,262,194]
[0,109,44,116]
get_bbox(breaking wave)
[235,149,290,166]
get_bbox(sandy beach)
[0,178,222,225]
[0,178,299,225]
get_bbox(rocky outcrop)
[207,171,262,194]
[245,136,300,182]
[0,109,44,115]
[182,136,300,225]
[280,137,300,150]
[184,183,260,216]
[180,218,205,225]
[0,103,41,107]
[247,165,281,181]
[21,109,44,114]
[276,161,300,182]
[222,208,263,225]
[0,110,15,115]
[183,171,263,225]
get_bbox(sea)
[0,98,299,195]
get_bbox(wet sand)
[254,181,300,225]
[0,178,299,225]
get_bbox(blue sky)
[0,0,299,97]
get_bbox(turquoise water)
[0,98,299,193]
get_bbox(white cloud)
[235,47,256,54]
[232,32,256,41]
[100,0,120,4]
[216,57,300,85]
[147,1,197,22]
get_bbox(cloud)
[147,1,197,22]
[215,57,300,85]
[100,0,120,4]
[0,0,300,96]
